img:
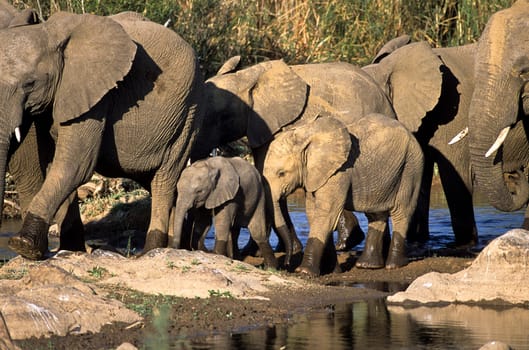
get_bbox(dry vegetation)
[10,0,514,77]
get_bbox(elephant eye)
[277,170,285,178]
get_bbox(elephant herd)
[1,1,528,276]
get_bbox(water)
[2,188,529,348]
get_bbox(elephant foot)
[355,227,384,269]
[256,242,278,269]
[8,212,49,260]
[336,211,365,251]
[143,229,168,253]
[240,238,260,257]
[385,233,408,269]
[295,238,324,277]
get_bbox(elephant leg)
[227,226,242,260]
[9,117,104,260]
[143,171,178,252]
[406,157,433,245]
[437,157,477,247]
[212,203,237,257]
[335,211,365,251]
[55,191,86,252]
[355,213,388,269]
[274,197,303,254]
[296,182,345,276]
[385,214,409,269]
[247,209,277,269]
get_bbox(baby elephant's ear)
[205,157,240,209]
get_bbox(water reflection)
[172,299,529,349]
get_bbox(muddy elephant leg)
[356,213,388,269]
[437,156,478,247]
[523,206,529,230]
[9,118,104,260]
[385,215,409,269]
[296,185,344,276]
[335,211,365,251]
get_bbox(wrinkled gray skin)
[0,1,85,249]
[468,0,529,217]
[192,57,395,260]
[173,156,277,268]
[0,0,38,28]
[3,12,203,260]
[365,39,482,247]
[263,114,424,276]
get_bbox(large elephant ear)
[372,34,411,63]
[246,60,308,148]
[363,42,443,133]
[205,157,240,209]
[300,116,351,193]
[45,12,136,124]
[216,56,241,75]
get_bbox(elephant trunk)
[469,64,529,212]
[172,196,193,249]
[270,191,294,266]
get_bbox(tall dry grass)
[12,0,514,76]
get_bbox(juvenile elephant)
[172,156,278,268]
[3,12,204,260]
[192,57,395,255]
[263,113,424,275]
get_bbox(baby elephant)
[172,156,277,268]
[264,113,424,275]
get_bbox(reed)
[11,0,514,76]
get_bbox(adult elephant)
[0,0,86,249]
[191,57,396,257]
[364,39,480,247]
[3,11,204,260]
[468,1,529,218]
[0,0,38,28]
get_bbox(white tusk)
[485,126,511,158]
[448,127,468,145]
[164,19,171,27]
[14,127,21,143]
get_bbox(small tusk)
[164,19,171,27]
[485,126,510,158]
[448,127,468,145]
[14,127,21,143]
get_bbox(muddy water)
[2,187,529,348]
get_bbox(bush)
[11,0,514,77]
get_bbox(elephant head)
[172,157,240,248]
[0,0,39,29]
[263,115,351,240]
[0,12,136,226]
[191,58,309,160]
[468,0,529,212]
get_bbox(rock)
[479,341,512,350]
[0,248,298,340]
[388,229,529,304]
[0,312,20,350]
[116,343,138,350]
